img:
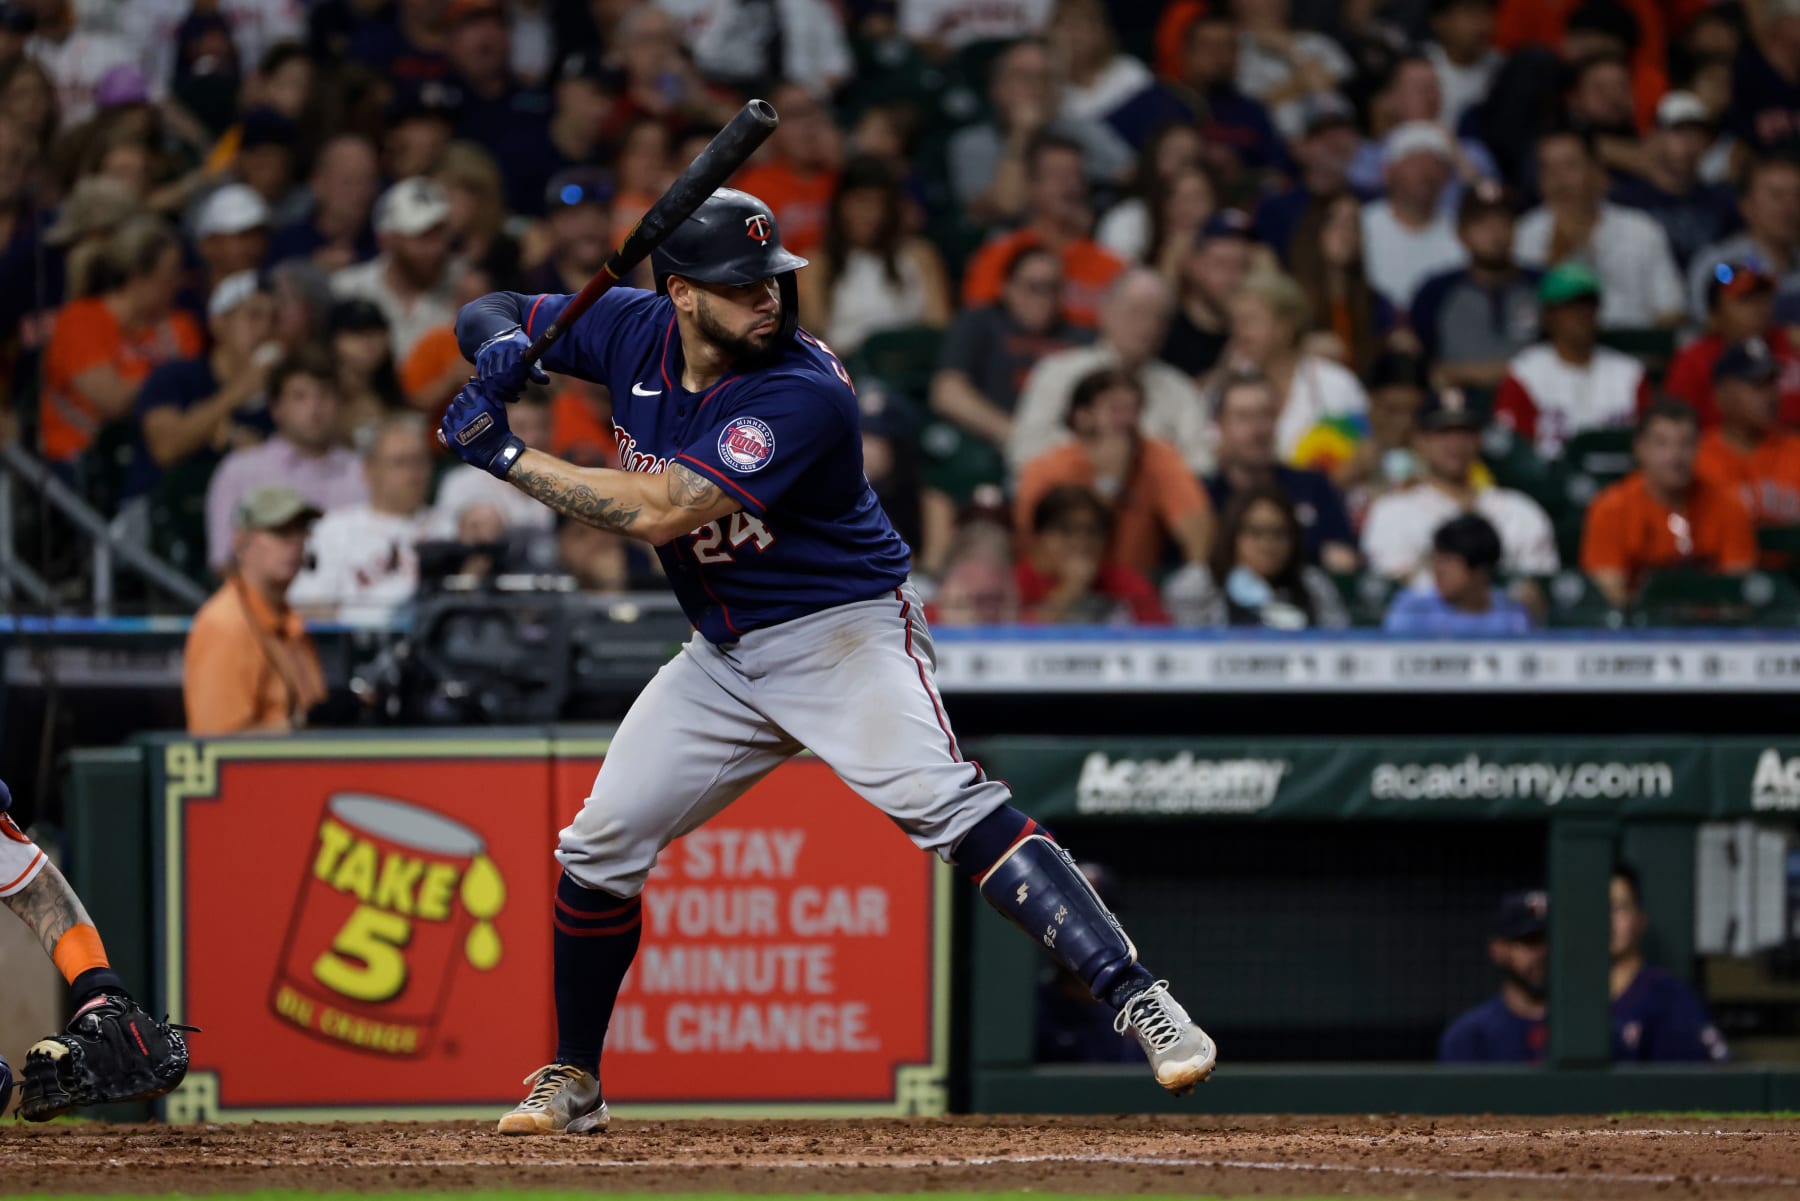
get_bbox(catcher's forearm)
[3,859,94,959]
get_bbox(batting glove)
[439,378,526,480]
[475,326,550,395]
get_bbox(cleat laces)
[519,1064,584,1109]
[1114,980,1184,1052]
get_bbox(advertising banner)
[158,736,947,1121]
[981,738,1715,821]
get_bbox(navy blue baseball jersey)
[1438,968,1729,1063]
[516,287,910,642]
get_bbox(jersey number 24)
[691,511,775,564]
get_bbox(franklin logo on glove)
[456,412,494,446]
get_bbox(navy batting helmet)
[653,188,808,342]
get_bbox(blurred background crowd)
[8,0,1800,641]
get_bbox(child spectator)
[1582,400,1757,606]
[1015,484,1168,625]
[1384,512,1534,634]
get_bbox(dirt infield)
[3,1114,1799,1198]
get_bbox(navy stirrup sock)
[551,871,642,1076]
[952,804,1037,878]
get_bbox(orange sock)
[51,924,110,985]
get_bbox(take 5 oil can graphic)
[271,794,506,1056]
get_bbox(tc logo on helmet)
[717,417,775,473]
[744,214,772,244]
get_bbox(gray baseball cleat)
[1114,980,1217,1095]
[497,1064,608,1134]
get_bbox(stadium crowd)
[5,0,1800,642]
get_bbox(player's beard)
[1502,965,1546,1002]
[693,292,783,367]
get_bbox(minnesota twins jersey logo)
[744,214,772,244]
[718,417,775,473]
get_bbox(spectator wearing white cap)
[1611,92,1741,272]
[288,413,451,624]
[330,176,460,360]
[1514,128,1686,330]
[191,182,271,295]
[128,270,281,503]
[1346,55,1499,215]
[1360,121,1468,308]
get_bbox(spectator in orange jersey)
[1662,262,1800,428]
[1582,400,1757,606]
[40,216,202,465]
[1695,339,1800,531]
[961,132,1127,328]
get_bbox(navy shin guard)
[977,834,1154,1011]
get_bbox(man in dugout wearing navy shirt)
[1440,870,1727,1062]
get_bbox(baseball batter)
[441,188,1216,1135]
[0,777,190,1119]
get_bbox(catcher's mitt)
[18,995,195,1121]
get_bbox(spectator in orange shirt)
[1013,367,1211,576]
[1581,400,1758,606]
[1695,338,1800,528]
[1015,484,1169,625]
[1663,262,1800,428]
[183,484,328,735]
[733,81,840,258]
[40,215,202,465]
[961,132,1128,328]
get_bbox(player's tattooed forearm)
[2,860,93,957]
[511,464,643,533]
[668,463,722,510]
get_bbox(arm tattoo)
[3,860,94,959]
[511,462,643,533]
[668,463,722,510]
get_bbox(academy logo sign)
[1750,749,1800,810]
[1075,751,1287,815]
[1370,755,1674,806]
